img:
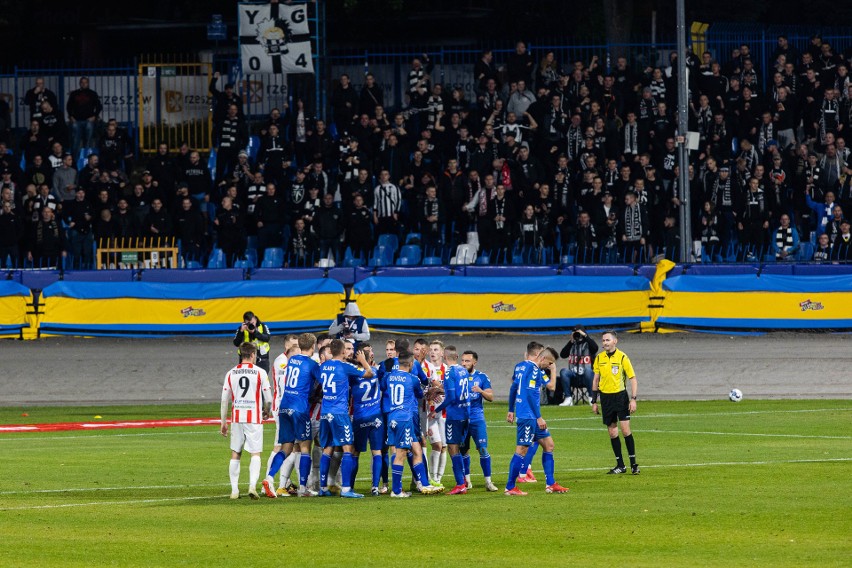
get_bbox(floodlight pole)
[676,0,692,263]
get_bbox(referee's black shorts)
[599,391,630,425]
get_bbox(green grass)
[1,400,850,567]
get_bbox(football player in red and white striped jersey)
[221,342,272,500]
[422,340,448,486]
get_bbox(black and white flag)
[239,2,314,75]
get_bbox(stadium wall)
[2,265,851,338]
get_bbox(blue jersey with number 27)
[320,360,367,414]
[352,374,382,420]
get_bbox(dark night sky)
[1,0,849,65]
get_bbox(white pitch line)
[491,425,852,440]
[0,494,223,511]
[540,407,852,423]
[0,483,228,496]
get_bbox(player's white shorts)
[426,415,446,445]
[230,423,264,454]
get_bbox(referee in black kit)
[591,330,640,475]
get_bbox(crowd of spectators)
[2,34,852,269]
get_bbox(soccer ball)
[728,388,743,402]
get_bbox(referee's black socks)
[610,437,624,467]
[624,434,636,466]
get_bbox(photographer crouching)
[233,311,272,373]
[555,324,598,407]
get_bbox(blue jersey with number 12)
[320,360,367,414]
[281,354,321,414]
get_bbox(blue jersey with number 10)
[382,370,422,422]
[320,360,367,414]
[281,354,321,414]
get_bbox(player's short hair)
[284,333,298,344]
[359,342,372,351]
[239,342,257,360]
[330,338,346,357]
[462,350,478,361]
[526,341,545,357]
[540,346,559,361]
[603,329,618,338]
[319,345,332,360]
[285,346,300,357]
[316,332,330,343]
[429,339,444,348]
[298,332,317,351]
[395,338,411,351]
[385,339,396,347]
[397,350,414,367]
[444,346,458,361]
[414,338,428,347]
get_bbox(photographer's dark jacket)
[559,335,599,375]
[233,320,271,363]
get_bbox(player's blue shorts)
[445,419,468,445]
[516,418,551,446]
[278,409,312,444]
[354,414,385,453]
[319,413,354,447]
[467,419,488,449]
[386,418,416,450]
[411,411,423,440]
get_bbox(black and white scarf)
[623,122,638,155]
[566,125,583,160]
[624,203,642,241]
[775,226,793,251]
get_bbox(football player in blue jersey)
[460,350,499,492]
[505,345,570,495]
[381,350,442,498]
[263,333,322,498]
[318,339,374,499]
[432,346,471,495]
[349,342,387,496]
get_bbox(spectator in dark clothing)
[359,73,385,117]
[37,100,66,147]
[174,197,207,263]
[287,218,318,267]
[345,193,373,260]
[331,74,359,135]
[66,76,102,158]
[27,207,66,268]
[214,196,245,267]
[64,187,94,269]
[24,78,59,122]
[209,72,244,141]
[312,193,343,263]
[147,143,179,196]
[255,183,287,258]
[144,198,172,240]
[506,41,535,84]
[0,200,22,266]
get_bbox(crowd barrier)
[3,264,851,338]
[0,281,31,338]
[37,279,344,337]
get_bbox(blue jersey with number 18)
[382,369,423,422]
[320,360,367,415]
[281,354,321,414]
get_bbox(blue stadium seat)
[475,254,490,265]
[260,259,279,268]
[368,255,390,267]
[511,253,524,265]
[247,135,260,162]
[246,235,258,251]
[244,249,258,268]
[233,259,251,269]
[185,260,202,269]
[344,257,365,267]
[207,248,226,269]
[405,233,422,245]
[395,256,416,266]
[207,149,217,181]
[262,247,285,268]
[422,256,442,266]
[377,234,399,253]
[399,244,421,265]
[798,242,814,261]
[371,244,393,265]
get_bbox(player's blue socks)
[521,441,539,474]
[462,454,471,476]
[415,462,431,487]
[299,454,311,487]
[340,452,354,491]
[480,452,492,477]
[406,451,415,474]
[391,463,404,495]
[350,456,359,488]
[542,451,555,486]
[371,454,382,488]
[506,453,524,490]
[320,452,331,488]
[267,450,287,478]
[451,453,465,486]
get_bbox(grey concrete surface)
[1,331,849,406]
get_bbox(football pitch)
[1,400,849,567]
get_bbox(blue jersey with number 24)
[320,360,367,414]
